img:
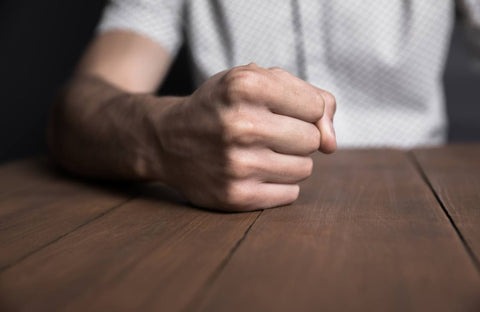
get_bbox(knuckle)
[224,114,258,145]
[322,91,337,112]
[225,149,254,179]
[304,125,321,153]
[312,92,326,120]
[269,66,286,74]
[244,62,260,69]
[221,69,260,102]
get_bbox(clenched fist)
[157,63,336,211]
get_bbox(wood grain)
[0,184,260,312]
[195,150,480,312]
[0,159,131,270]
[413,144,480,264]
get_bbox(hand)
[156,63,336,211]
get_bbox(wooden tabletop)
[1,144,480,312]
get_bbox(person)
[48,0,480,211]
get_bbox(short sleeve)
[462,0,480,26]
[96,0,185,55]
[459,0,480,59]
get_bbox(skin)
[48,30,337,211]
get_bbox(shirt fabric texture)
[97,0,480,148]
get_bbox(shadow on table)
[37,157,235,214]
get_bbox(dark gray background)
[0,1,478,164]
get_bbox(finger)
[222,64,325,123]
[259,112,321,155]
[254,183,300,209]
[270,68,337,153]
[267,67,327,122]
[317,89,337,121]
[239,182,300,211]
[315,90,337,154]
[254,150,313,184]
[229,147,313,183]
[317,117,336,154]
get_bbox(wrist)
[134,95,187,182]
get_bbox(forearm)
[48,74,182,180]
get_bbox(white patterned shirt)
[97,0,480,148]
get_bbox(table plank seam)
[408,151,480,272]
[183,209,264,311]
[0,196,136,273]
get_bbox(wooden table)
[1,144,480,311]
